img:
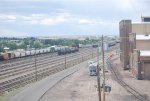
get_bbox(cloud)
[0,13,71,25]
[78,19,95,25]
[1,12,109,26]
[0,29,29,37]
[0,0,149,36]
[115,0,132,10]
[23,13,70,25]
[78,18,117,26]
[0,14,16,21]
[78,19,104,25]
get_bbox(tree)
[0,46,4,52]
[18,42,27,49]
[33,40,42,49]
[7,43,18,50]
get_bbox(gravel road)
[39,59,98,101]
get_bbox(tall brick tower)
[119,20,132,69]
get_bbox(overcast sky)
[0,0,149,37]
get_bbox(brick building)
[129,34,150,80]
[119,20,132,69]
[132,50,150,80]
[119,16,150,80]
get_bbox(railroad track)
[0,49,95,79]
[0,47,97,95]
[107,57,150,101]
[0,47,90,70]
[0,52,57,65]
[0,48,94,78]
[0,46,90,65]
[0,52,57,69]
[0,47,89,68]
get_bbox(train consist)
[108,41,117,47]
[58,46,79,55]
[0,45,80,61]
[92,40,119,48]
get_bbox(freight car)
[0,46,58,61]
[0,45,79,61]
[58,47,79,55]
[71,47,79,53]
[0,52,15,61]
[108,41,116,47]
[92,44,98,48]
[0,53,8,61]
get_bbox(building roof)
[141,16,150,22]
[140,51,150,56]
[4,47,9,50]
[136,35,150,40]
[141,16,150,18]
[132,22,150,24]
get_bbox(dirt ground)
[39,55,139,101]
[113,58,150,100]
[39,60,98,101]
[104,63,139,101]
[12,52,149,101]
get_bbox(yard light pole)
[65,54,66,69]
[101,35,105,101]
[35,49,37,81]
[92,47,94,58]
[97,39,101,101]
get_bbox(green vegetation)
[0,37,98,52]
[33,40,43,49]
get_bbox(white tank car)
[88,63,97,76]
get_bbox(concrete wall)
[132,23,150,35]
[131,50,150,80]
[143,62,150,80]
[139,56,150,80]
[129,33,136,69]
[129,33,136,53]
[131,49,139,78]
[136,40,150,50]
[128,33,150,51]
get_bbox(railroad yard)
[0,44,150,101]
[0,47,97,96]
[1,0,150,101]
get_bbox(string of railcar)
[0,46,97,95]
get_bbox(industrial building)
[119,16,150,80]
[129,33,150,80]
[131,50,150,80]
[119,20,132,69]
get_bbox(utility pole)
[35,49,37,81]
[97,40,101,101]
[92,47,94,58]
[101,35,105,101]
[65,54,66,69]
